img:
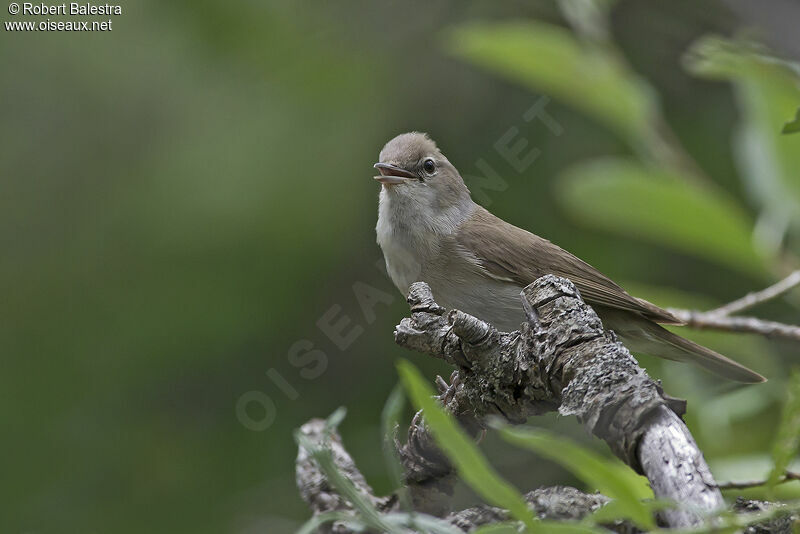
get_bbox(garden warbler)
[374,132,764,383]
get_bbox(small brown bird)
[374,132,764,383]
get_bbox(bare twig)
[710,271,800,316]
[668,310,800,341]
[667,270,800,341]
[716,470,800,491]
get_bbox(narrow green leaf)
[767,370,800,497]
[444,22,655,142]
[588,497,674,526]
[381,384,408,501]
[557,158,765,276]
[594,457,653,501]
[685,36,800,235]
[496,424,655,529]
[325,406,347,430]
[396,360,540,532]
[294,409,406,534]
[783,108,800,134]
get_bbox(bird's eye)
[422,158,436,175]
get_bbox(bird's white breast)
[377,188,527,331]
[376,189,428,294]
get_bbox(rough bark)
[296,419,395,518]
[637,406,721,527]
[393,276,716,526]
[295,275,796,532]
[296,417,797,533]
[296,416,620,533]
[446,486,611,528]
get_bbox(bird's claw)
[434,370,461,405]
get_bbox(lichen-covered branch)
[393,276,718,527]
[296,419,395,520]
[295,275,796,532]
[295,411,796,533]
[446,486,614,531]
[296,417,613,533]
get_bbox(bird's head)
[374,132,471,214]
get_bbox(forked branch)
[669,270,800,341]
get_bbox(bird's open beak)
[373,162,416,185]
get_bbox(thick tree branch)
[296,419,395,519]
[637,406,720,524]
[446,486,615,531]
[295,275,797,532]
[296,418,614,533]
[393,276,718,527]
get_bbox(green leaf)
[396,360,540,532]
[685,36,800,240]
[589,497,676,527]
[380,384,408,501]
[557,158,765,276]
[444,22,656,141]
[496,423,655,529]
[593,457,653,501]
[294,409,407,534]
[783,108,800,134]
[766,370,800,497]
[325,406,347,430]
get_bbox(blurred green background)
[2,1,800,532]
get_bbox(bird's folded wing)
[456,207,681,324]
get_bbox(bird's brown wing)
[456,206,681,324]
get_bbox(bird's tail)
[620,322,766,383]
